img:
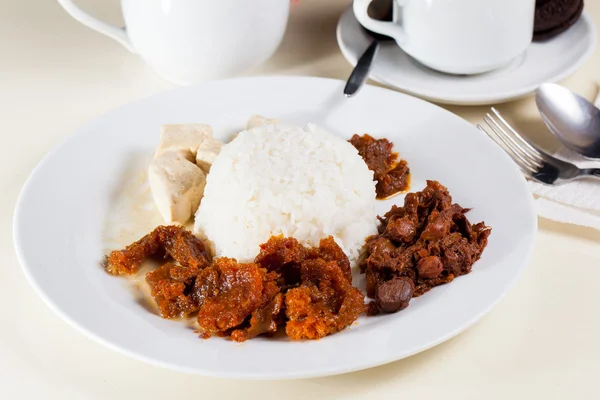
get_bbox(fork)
[477,108,600,185]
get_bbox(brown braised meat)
[106,225,211,319]
[362,180,491,315]
[371,277,415,314]
[285,259,365,340]
[254,235,363,339]
[106,228,365,341]
[105,225,211,275]
[349,133,394,177]
[230,266,283,342]
[349,133,410,199]
[230,293,283,342]
[146,262,200,319]
[306,236,352,283]
[255,235,352,286]
[254,236,307,288]
[195,258,283,342]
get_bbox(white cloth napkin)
[528,90,600,229]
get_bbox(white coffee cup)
[57,0,290,85]
[353,0,535,75]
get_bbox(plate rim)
[336,7,597,105]
[13,75,538,379]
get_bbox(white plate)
[337,7,596,105]
[13,76,536,379]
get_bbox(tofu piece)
[155,124,213,158]
[148,151,206,225]
[195,137,223,173]
[247,115,280,130]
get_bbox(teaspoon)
[535,83,600,158]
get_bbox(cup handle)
[57,0,135,53]
[353,0,407,44]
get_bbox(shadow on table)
[538,217,600,242]
[443,97,562,152]
[307,333,462,391]
[255,1,350,76]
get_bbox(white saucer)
[337,7,596,105]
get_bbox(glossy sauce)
[348,134,411,199]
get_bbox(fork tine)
[518,165,533,180]
[478,123,512,154]
[484,114,543,168]
[482,116,541,171]
[477,124,536,175]
[483,115,539,172]
[491,107,545,160]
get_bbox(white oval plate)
[337,7,596,105]
[14,76,536,379]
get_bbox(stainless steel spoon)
[344,0,393,97]
[535,83,600,158]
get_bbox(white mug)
[57,0,290,85]
[353,0,535,75]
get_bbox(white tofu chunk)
[155,124,213,158]
[195,137,223,173]
[246,115,280,130]
[148,151,206,224]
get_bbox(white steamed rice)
[193,123,378,265]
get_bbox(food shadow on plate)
[102,149,164,252]
[105,149,153,206]
[100,150,167,316]
[133,290,159,316]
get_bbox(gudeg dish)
[103,116,490,343]
[14,76,537,378]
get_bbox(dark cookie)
[534,0,584,41]
[536,0,554,8]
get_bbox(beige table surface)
[1,0,599,399]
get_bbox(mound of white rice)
[193,123,378,265]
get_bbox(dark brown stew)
[349,134,410,199]
[361,180,491,315]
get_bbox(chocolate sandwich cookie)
[534,0,584,41]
